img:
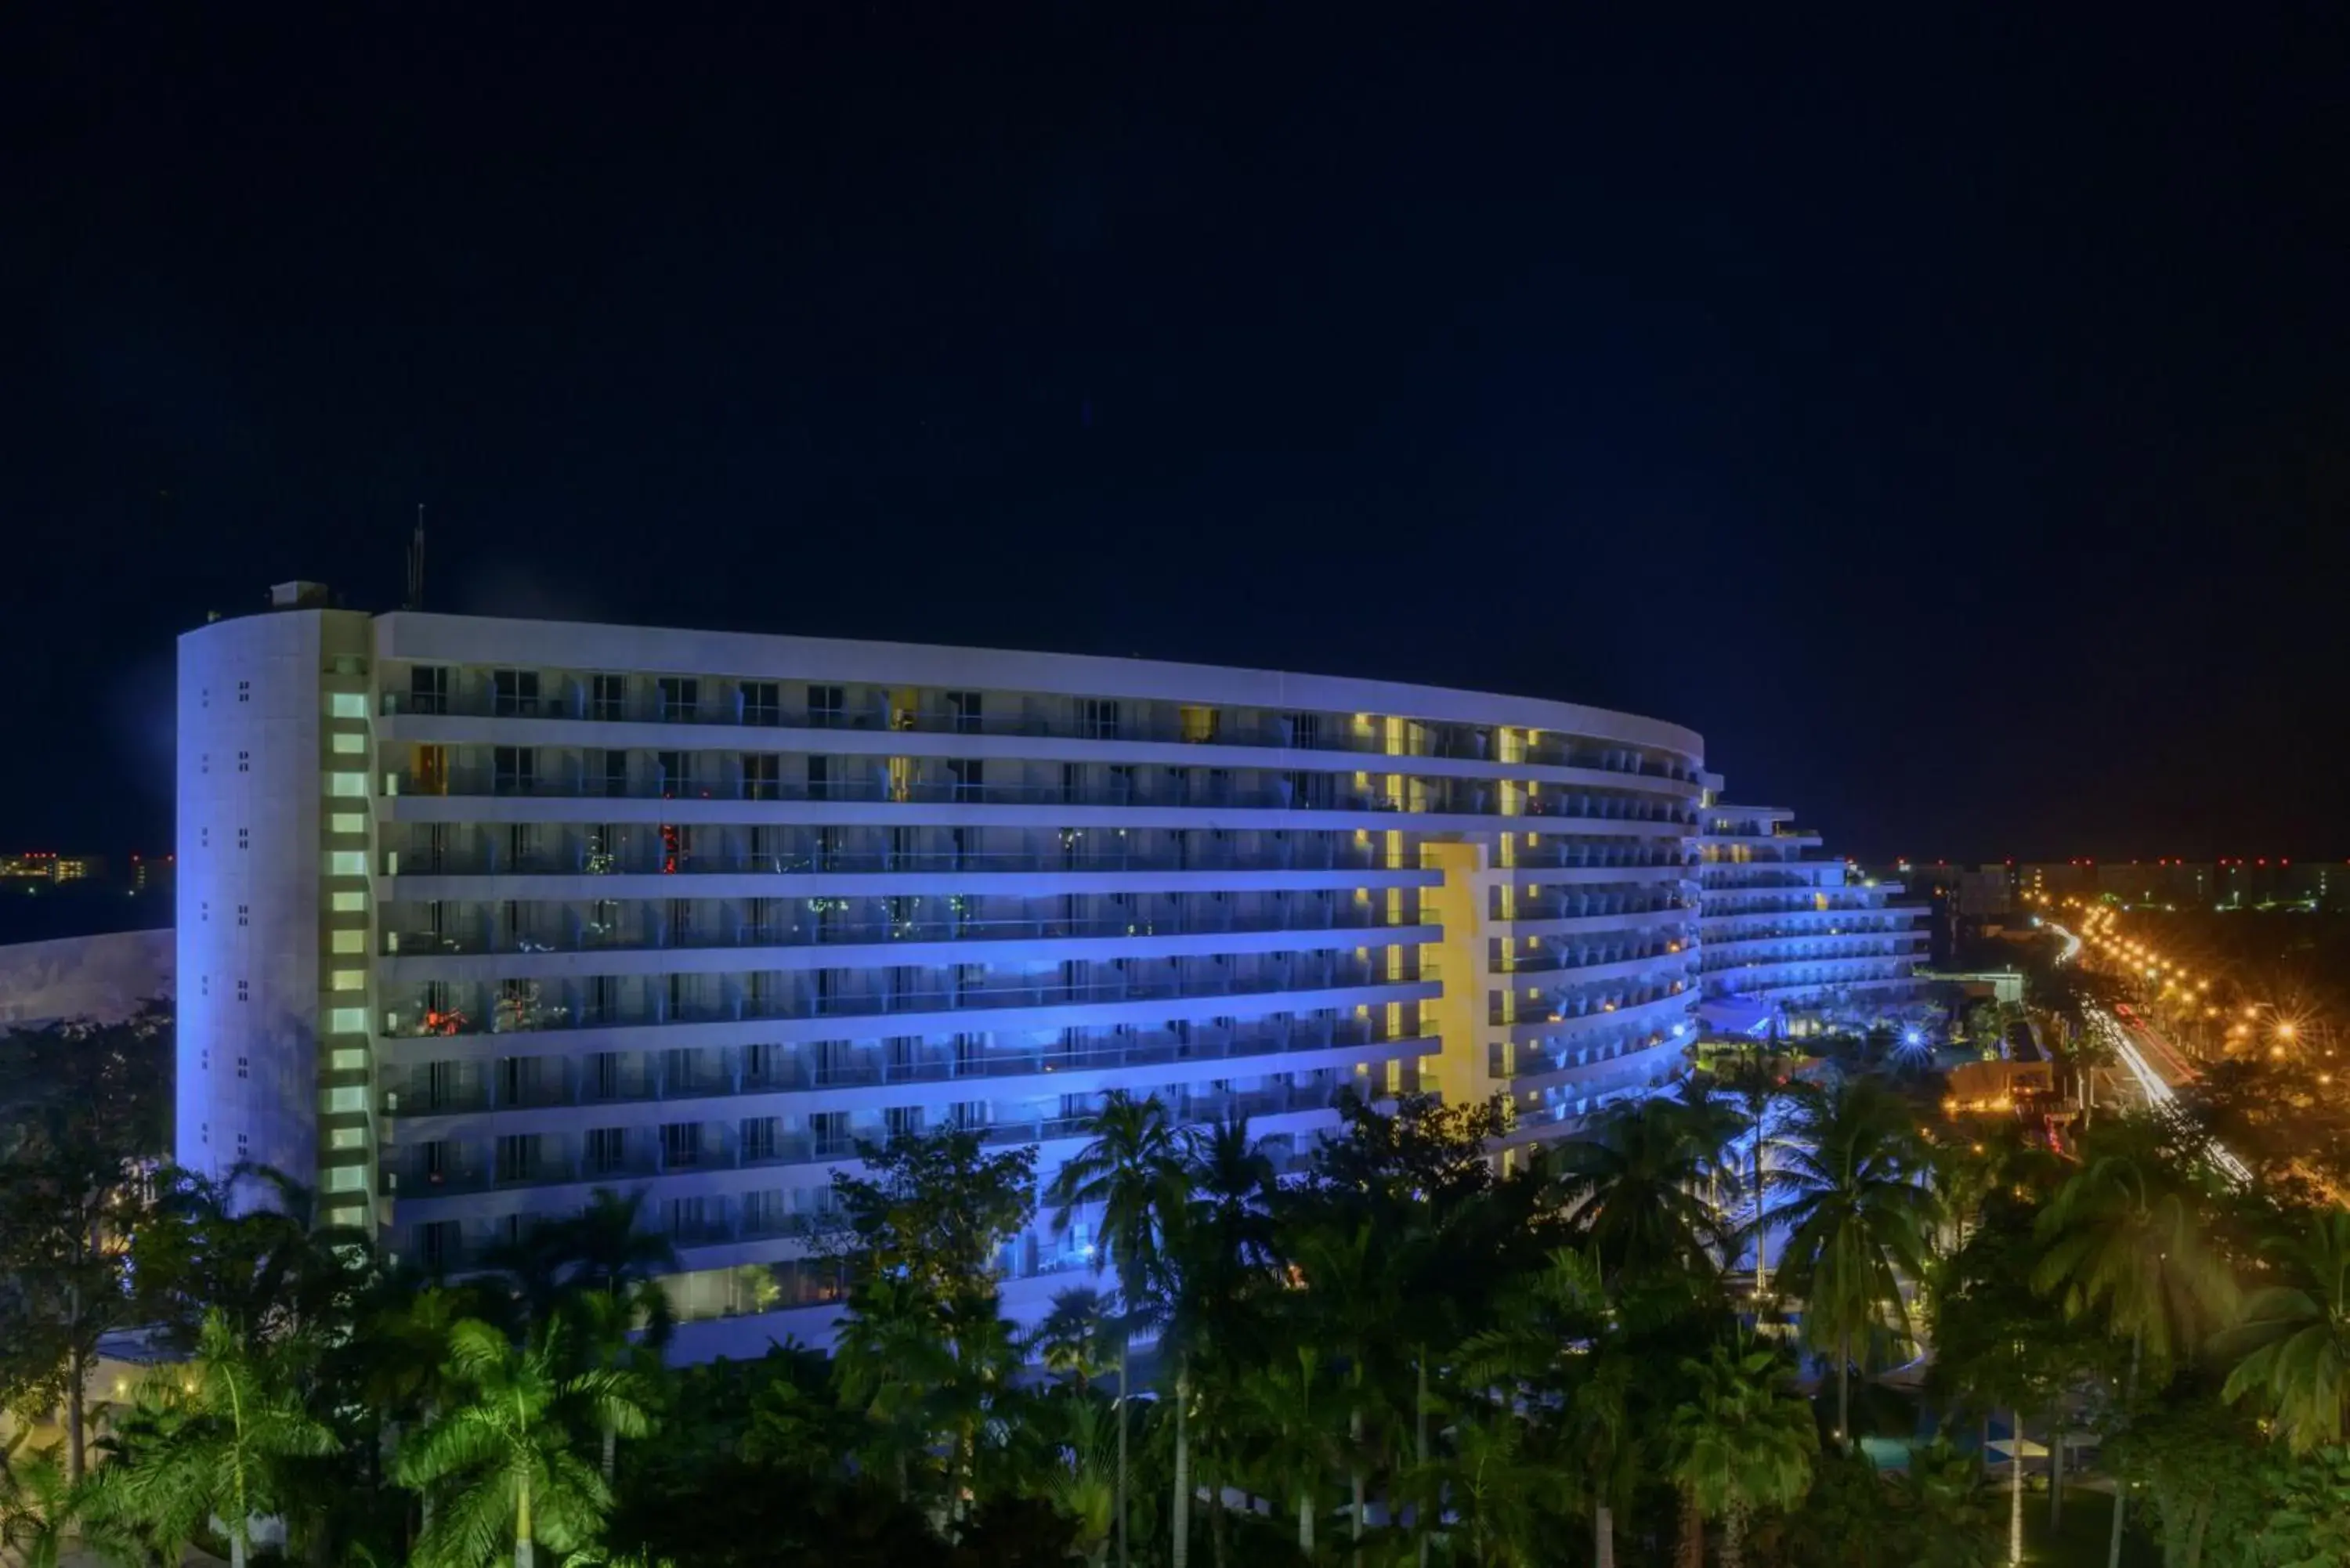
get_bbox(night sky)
[8,9,2348,863]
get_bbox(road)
[2045,922,2251,1185]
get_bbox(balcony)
[385,767,1697,828]
[381,904,1431,959]
[385,839,1427,879]
[381,688,1701,782]
[381,956,1441,1040]
[378,1016,1419,1117]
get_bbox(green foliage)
[825,1125,1037,1303]
[2214,1208,2350,1453]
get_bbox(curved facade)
[1691,779,1929,1035]
[179,605,1708,1349]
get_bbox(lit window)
[329,692,368,719]
[327,1126,367,1151]
[332,732,366,754]
[328,773,367,797]
[324,1087,367,1114]
[329,851,367,877]
[331,891,367,912]
[324,1165,368,1192]
[329,970,365,992]
[331,1046,367,1071]
[331,930,366,954]
[331,813,367,835]
[328,1007,367,1034]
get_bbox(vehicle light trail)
[2080,1000,2252,1188]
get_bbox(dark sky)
[8,8,2348,864]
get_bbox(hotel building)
[177,588,1913,1353]
[1691,793,1930,1036]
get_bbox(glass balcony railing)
[378,1017,1419,1117]
[381,958,1441,1039]
[385,768,1699,828]
[385,840,1430,878]
[381,905,1434,959]
[379,688,1701,782]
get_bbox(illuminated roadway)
[2046,922,2251,1187]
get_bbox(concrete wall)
[0,929,174,1028]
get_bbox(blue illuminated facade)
[175,596,1916,1353]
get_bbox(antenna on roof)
[405,504,426,610]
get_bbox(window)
[949,757,984,802]
[496,1133,541,1183]
[330,970,365,992]
[237,750,251,772]
[808,685,844,728]
[1290,712,1321,749]
[237,827,251,850]
[324,1086,367,1113]
[493,746,537,796]
[331,929,364,954]
[590,674,627,721]
[948,690,983,733]
[1080,698,1119,739]
[598,749,629,797]
[237,903,249,926]
[739,1117,779,1162]
[1180,705,1221,743]
[884,1105,923,1140]
[330,772,367,797]
[330,850,368,876]
[585,1126,627,1173]
[331,812,367,834]
[657,677,699,721]
[418,1219,461,1269]
[408,666,449,715]
[664,1196,707,1237]
[237,679,251,703]
[660,1122,703,1167]
[741,681,780,725]
[331,732,366,754]
[235,1053,248,1076]
[330,692,368,719]
[742,753,779,800]
[332,891,367,912]
[493,669,541,716]
[807,754,830,801]
[656,750,692,798]
[811,1110,849,1154]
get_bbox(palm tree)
[554,1286,667,1484]
[832,1274,954,1503]
[1167,1118,1279,1568]
[2216,1208,2350,1452]
[1242,1346,1340,1557]
[558,1188,682,1299]
[1039,1395,1119,1568]
[395,1317,649,1568]
[86,1310,336,1568]
[1716,1048,1810,1297]
[1032,1286,1115,1393]
[1768,1075,1936,1443]
[2031,1125,2235,1568]
[0,1440,71,1568]
[1556,1097,1731,1288]
[1668,1340,1817,1568]
[1407,1402,1546,1568]
[1047,1091,1194,1568]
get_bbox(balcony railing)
[381,959,1441,1040]
[385,840,1430,878]
[381,688,1701,782]
[381,905,1432,959]
[386,767,1698,827]
[379,1017,1416,1116]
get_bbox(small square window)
[237,979,250,1002]
[238,681,251,703]
[236,1055,248,1078]
[331,812,367,835]
[329,970,365,992]
[237,750,251,772]
[237,904,248,927]
[238,827,251,849]
[331,929,365,954]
